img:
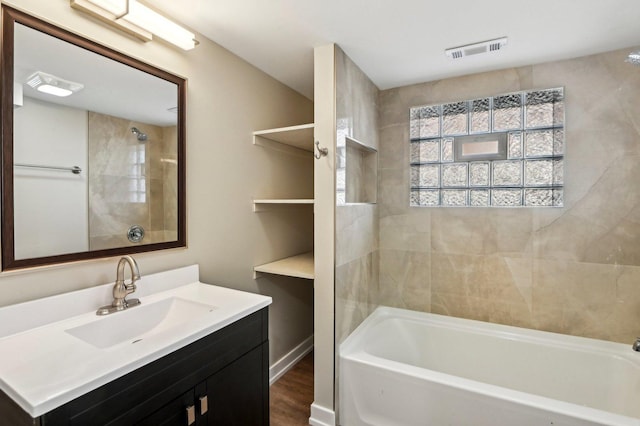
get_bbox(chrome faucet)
[96,256,142,315]
[633,337,640,352]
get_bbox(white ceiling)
[146,0,640,100]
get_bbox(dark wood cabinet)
[0,308,269,426]
[137,345,267,426]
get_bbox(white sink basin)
[66,297,217,349]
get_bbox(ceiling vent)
[445,37,508,60]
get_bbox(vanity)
[0,265,272,425]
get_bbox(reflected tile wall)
[378,45,640,345]
[88,112,177,249]
[162,126,178,233]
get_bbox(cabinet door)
[136,390,195,426]
[206,345,268,425]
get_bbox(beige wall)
[0,0,314,366]
[378,46,640,344]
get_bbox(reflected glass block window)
[411,164,440,188]
[410,189,440,207]
[409,87,564,207]
[553,159,564,185]
[525,129,555,158]
[441,138,454,162]
[442,163,468,187]
[410,140,440,163]
[470,98,491,134]
[492,160,523,187]
[409,107,421,140]
[442,189,467,206]
[492,189,523,207]
[128,145,146,203]
[470,189,490,206]
[336,168,346,191]
[442,102,468,136]
[524,159,554,186]
[336,145,346,205]
[524,188,563,207]
[420,105,440,138]
[553,129,564,156]
[493,93,522,131]
[469,162,490,187]
[525,89,564,129]
[508,132,523,159]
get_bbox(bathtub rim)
[339,306,640,426]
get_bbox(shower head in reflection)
[626,50,640,66]
[130,127,148,142]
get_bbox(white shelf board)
[253,252,314,280]
[253,199,314,204]
[253,199,314,212]
[253,123,314,152]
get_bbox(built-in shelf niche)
[343,136,377,204]
[252,122,315,281]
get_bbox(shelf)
[253,252,314,280]
[253,199,314,212]
[253,199,314,204]
[253,123,314,152]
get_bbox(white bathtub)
[339,307,640,426]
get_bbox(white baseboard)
[269,334,314,385]
[309,403,336,426]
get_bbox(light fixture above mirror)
[70,0,197,50]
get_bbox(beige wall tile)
[378,249,430,312]
[379,213,430,252]
[531,259,640,343]
[378,124,407,170]
[334,46,380,380]
[378,168,408,217]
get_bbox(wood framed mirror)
[1,5,186,271]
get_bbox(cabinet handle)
[199,395,208,415]
[186,405,196,425]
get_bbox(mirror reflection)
[3,9,185,270]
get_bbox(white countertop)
[0,265,272,417]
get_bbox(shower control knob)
[127,225,145,243]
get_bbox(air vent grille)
[445,37,508,59]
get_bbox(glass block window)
[409,87,564,207]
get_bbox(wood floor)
[270,352,314,425]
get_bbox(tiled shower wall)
[378,46,640,344]
[335,46,379,346]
